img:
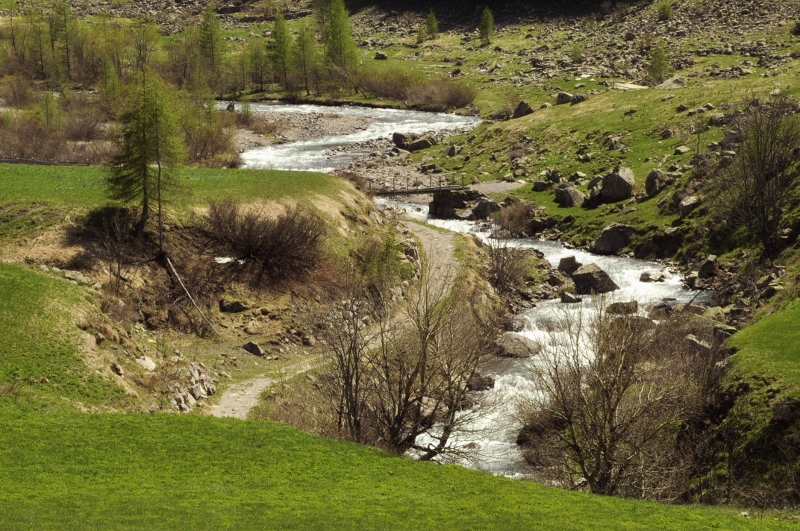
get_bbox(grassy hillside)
[730,300,800,400]
[0,263,132,413]
[0,412,794,530]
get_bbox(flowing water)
[236,104,707,478]
[223,102,480,172]
[379,201,711,477]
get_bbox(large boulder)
[556,92,574,105]
[558,256,582,275]
[593,223,636,255]
[429,189,482,218]
[472,198,501,220]
[572,264,620,294]
[496,332,542,358]
[512,101,534,119]
[408,136,437,152]
[554,186,587,207]
[607,301,639,315]
[645,169,667,197]
[698,255,718,278]
[640,270,667,283]
[392,132,412,149]
[560,291,582,303]
[220,299,249,313]
[679,195,701,216]
[598,167,636,204]
[570,93,589,105]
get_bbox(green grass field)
[0,164,345,208]
[0,263,132,414]
[0,412,793,531]
[730,299,800,399]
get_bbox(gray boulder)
[429,189,482,218]
[374,51,388,60]
[472,198,501,220]
[554,186,587,208]
[496,332,542,358]
[640,270,667,283]
[607,301,638,315]
[679,195,701,216]
[220,299,249,313]
[556,92,574,105]
[645,169,667,197]
[698,255,718,278]
[558,256,582,275]
[243,342,265,356]
[560,291,582,304]
[599,167,636,203]
[593,223,636,255]
[408,136,436,152]
[572,264,620,294]
[570,93,589,105]
[512,101,534,119]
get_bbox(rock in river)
[572,264,619,295]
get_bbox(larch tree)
[106,70,185,248]
[323,0,359,87]
[198,5,224,77]
[479,7,494,46]
[293,19,321,96]
[269,13,294,89]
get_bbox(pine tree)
[323,0,358,85]
[198,5,223,75]
[106,71,185,245]
[293,19,321,96]
[479,7,494,46]
[426,9,439,40]
[269,14,294,89]
[247,38,270,92]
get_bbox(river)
[222,102,480,172]
[236,103,707,478]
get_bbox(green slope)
[0,413,791,531]
[0,263,132,413]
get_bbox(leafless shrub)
[518,303,726,500]
[1,75,36,107]
[359,70,476,110]
[65,106,106,141]
[494,200,541,237]
[709,97,800,254]
[0,114,68,160]
[316,257,501,459]
[208,201,327,285]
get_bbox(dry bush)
[359,70,476,110]
[65,106,106,141]
[405,79,477,111]
[494,200,540,237]
[208,201,327,285]
[518,304,726,500]
[485,238,532,294]
[1,75,36,107]
[0,114,68,160]
[182,105,240,168]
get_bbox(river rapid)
[236,103,707,478]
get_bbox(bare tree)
[317,255,501,461]
[712,97,800,254]
[518,302,718,499]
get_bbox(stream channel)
[234,102,709,478]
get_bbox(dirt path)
[211,356,320,419]
[469,180,527,194]
[212,221,458,421]
[406,221,459,294]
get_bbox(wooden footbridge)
[372,173,469,196]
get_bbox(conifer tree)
[199,5,224,75]
[426,9,439,40]
[323,0,358,85]
[293,19,321,96]
[479,7,494,46]
[269,14,294,89]
[106,71,185,245]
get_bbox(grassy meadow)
[0,412,795,531]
